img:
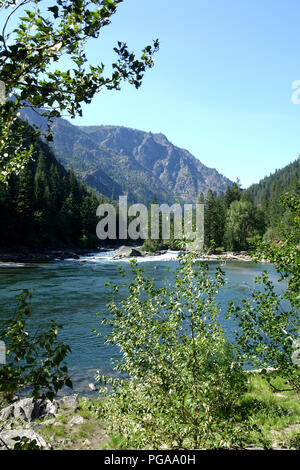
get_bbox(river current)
[0,251,282,394]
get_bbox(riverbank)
[0,246,116,264]
[1,372,299,450]
[200,250,254,262]
[0,394,110,450]
[0,245,257,264]
[112,245,256,262]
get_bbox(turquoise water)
[0,251,283,394]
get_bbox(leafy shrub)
[0,290,72,402]
[227,190,300,394]
[287,431,300,449]
[96,252,255,449]
[12,436,42,450]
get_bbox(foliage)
[95,252,258,449]
[246,158,300,243]
[0,134,104,247]
[203,189,226,249]
[200,182,265,252]
[287,432,300,450]
[0,289,72,401]
[252,188,300,308]
[228,190,300,393]
[223,200,265,251]
[142,195,182,253]
[201,162,299,252]
[0,0,159,183]
[12,435,42,450]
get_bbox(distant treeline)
[202,157,300,251]
[0,137,104,249]
[246,158,300,242]
[0,131,299,253]
[144,158,300,253]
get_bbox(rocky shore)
[113,245,255,262]
[0,392,294,450]
[0,244,259,264]
[199,250,253,262]
[0,246,115,264]
[0,395,79,450]
[0,394,109,450]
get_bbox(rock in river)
[113,246,142,259]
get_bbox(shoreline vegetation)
[1,370,300,450]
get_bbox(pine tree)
[204,190,226,250]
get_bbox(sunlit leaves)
[228,189,300,393]
[0,290,72,401]
[96,252,252,449]
[0,0,159,183]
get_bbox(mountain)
[245,158,300,240]
[21,109,232,204]
[246,158,300,206]
[78,126,232,203]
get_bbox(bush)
[0,290,72,402]
[228,190,300,394]
[96,252,254,449]
[287,432,300,450]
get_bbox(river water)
[0,251,283,394]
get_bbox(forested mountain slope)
[21,109,232,204]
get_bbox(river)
[0,251,283,394]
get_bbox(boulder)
[39,399,58,418]
[58,438,72,446]
[0,429,51,450]
[88,382,98,391]
[69,415,85,426]
[56,394,79,411]
[113,246,142,259]
[13,398,40,422]
[0,397,59,423]
[0,404,14,421]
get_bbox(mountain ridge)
[78,124,232,202]
[246,157,300,205]
[20,108,233,204]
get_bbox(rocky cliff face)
[21,108,232,204]
[79,125,232,203]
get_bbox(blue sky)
[5,0,300,187]
[67,0,300,188]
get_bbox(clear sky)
[6,0,300,188]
